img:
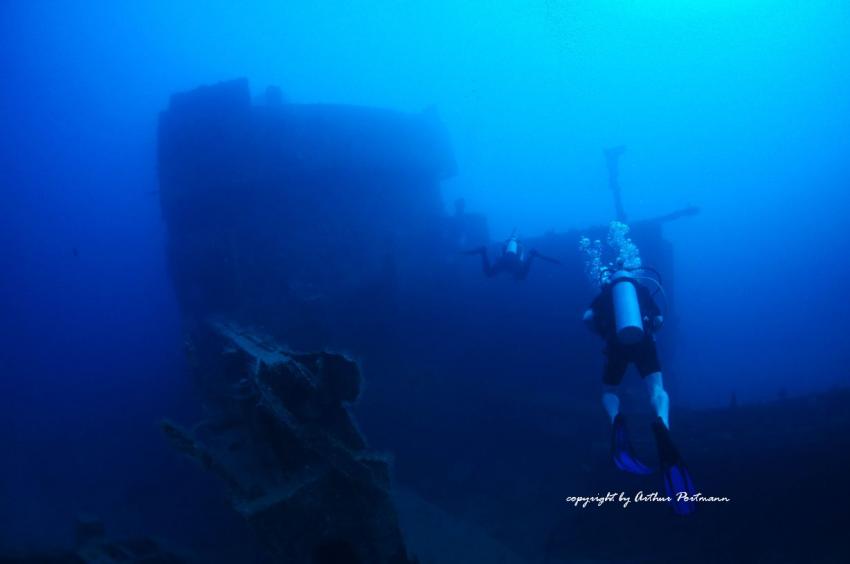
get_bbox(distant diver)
[580,222,696,515]
[464,231,560,280]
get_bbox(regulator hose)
[627,272,669,318]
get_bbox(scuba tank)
[503,229,525,266]
[505,228,519,256]
[505,237,519,255]
[611,270,644,345]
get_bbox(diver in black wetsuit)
[464,235,559,280]
[584,270,696,515]
[585,277,666,423]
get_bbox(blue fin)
[652,417,697,516]
[662,462,696,516]
[611,414,654,475]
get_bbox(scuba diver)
[464,232,560,280]
[580,224,696,515]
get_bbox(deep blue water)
[2,2,850,560]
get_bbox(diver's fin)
[651,417,697,515]
[611,414,653,475]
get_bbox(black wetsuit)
[478,246,536,280]
[588,282,662,385]
[481,253,531,280]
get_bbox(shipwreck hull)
[158,78,455,353]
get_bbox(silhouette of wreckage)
[1,326,406,564]
[1,514,186,563]
[161,320,412,564]
[156,79,440,563]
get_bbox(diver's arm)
[638,286,663,331]
[584,295,605,335]
[650,313,664,331]
[583,308,597,332]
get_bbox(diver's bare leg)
[517,252,536,280]
[602,385,620,424]
[646,372,670,428]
